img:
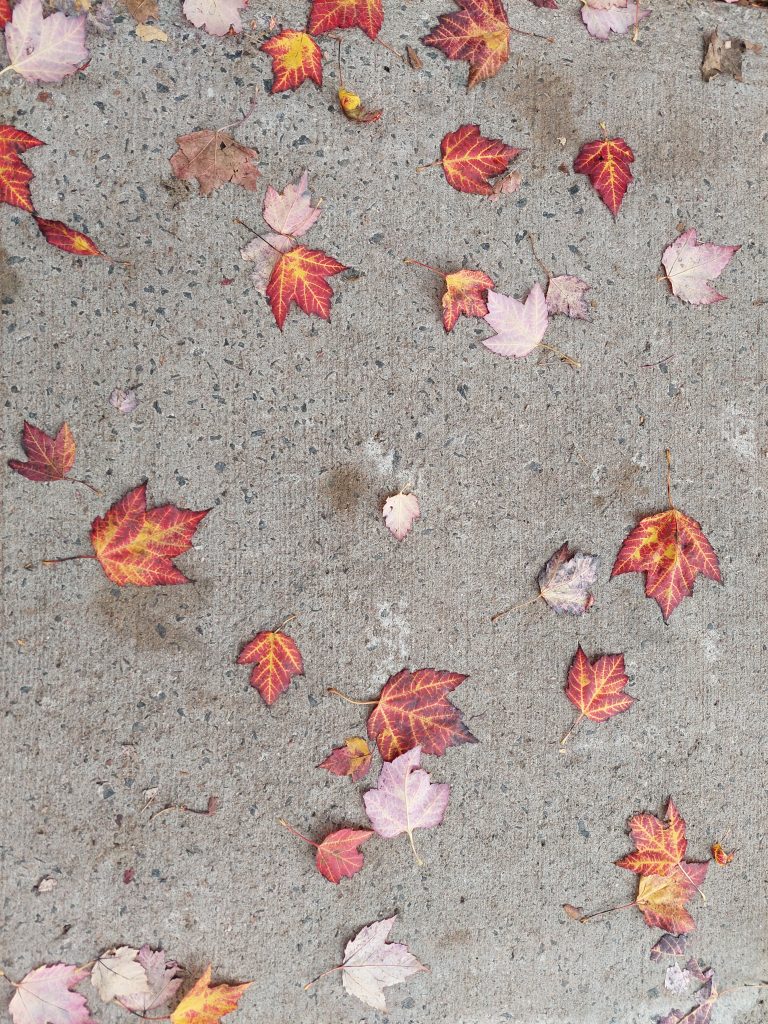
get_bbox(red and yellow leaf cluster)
[307,0,383,40]
[0,123,103,256]
[261,29,323,94]
[439,124,520,195]
[612,508,721,622]
[319,736,373,781]
[617,799,709,935]
[573,136,635,216]
[423,0,510,88]
[90,482,209,587]
[367,668,477,761]
[266,244,347,329]
[237,628,305,705]
[8,421,76,482]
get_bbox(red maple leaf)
[307,0,382,40]
[405,259,494,331]
[364,668,477,761]
[237,629,304,705]
[279,821,374,883]
[561,645,633,744]
[260,29,323,93]
[34,215,103,257]
[438,124,520,195]
[423,0,510,89]
[90,483,209,586]
[266,245,348,329]
[7,420,88,485]
[0,123,44,212]
[616,798,688,877]
[573,136,634,216]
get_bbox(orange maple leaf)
[260,29,323,94]
[266,244,347,329]
[438,124,520,195]
[635,861,709,934]
[90,483,210,586]
[616,798,688,877]
[364,668,477,761]
[560,645,633,745]
[405,259,494,331]
[573,136,634,217]
[279,820,374,883]
[423,0,510,89]
[8,421,76,483]
[170,966,250,1024]
[307,0,383,40]
[34,216,102,257]
[711,841,735,866]
[237,629,304,705]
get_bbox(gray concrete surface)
[1,1,767,1021]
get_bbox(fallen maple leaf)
[482,283,548,359]
[580,0,651,41]
[91,947,149,1004]
[611,452,720,621]
[405,259,494,331]
[661,229,740,305]
[573,135,634,216]
[279,820,374,883]
[382,490,420,540]
[318,736,373,781]
[635,861,709,934]
[351,667,476,761]
[306,916,426,1011]
[9,964,95,1024]
[488,168,521,200]
[118,946,182,1014]
[364,746,450,863]
[306,0,383,40]
[262,169,321,237]
[241,232,293,295]
[423,0,510,89]
[650,933,689,961]
[660,972,719,1024]
[2,0,89,83]
[266,245,347,329]
[169,966,250,1024]
[261,29,323,94]
[182,0,245,36]
[539,543,597,614]
[0,123,43,211]
[615,798,688,877]
[90,482,209,586]
[169,129,259,197]
[124,0,159,24]
[666,963,693,996]
[236,628,304,705]
[711,841,735,866]
[435,123,520,194]
[546,275,591,319]
[337,86,382,123]
[33,215,102,256]
[8,420,88,487]
[560,645,633,745]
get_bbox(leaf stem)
[278,819,318,848]
[539,342,580,369]
[303,965,343,991]
[326,687,378,706]
[41,553,96,566]
[406,827,424,866]
[665,448,674,509]
[0,65,15,77]
[274,613,297,634]
[575,900,637,923]
[67,476,101,494]
[490,593,541,624]
[559,713,584,748]
[402,258,446,279]
[374,37,405,62]
[416,159,443,173]
[527,233,552,281]
[509,25,555,44]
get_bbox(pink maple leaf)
[3,0,88,84]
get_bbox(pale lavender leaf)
[241,233,293,294]
[119,946,182,1014]
[4,0,89,83]
[9,964,95,1024]
[546,275,591,319]
[538,543,597,615]
[182,0,244,35]
[262,170,321,237]
[661,229,740,305]
[666,964,692,996]
[341,916,427,1012]
[109,387,139,414]
[482,282,548,359]
[581,0,651,40]
[383,491,420,541]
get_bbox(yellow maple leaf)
[170,966,251,1024]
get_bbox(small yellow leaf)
[136,23,168,42]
